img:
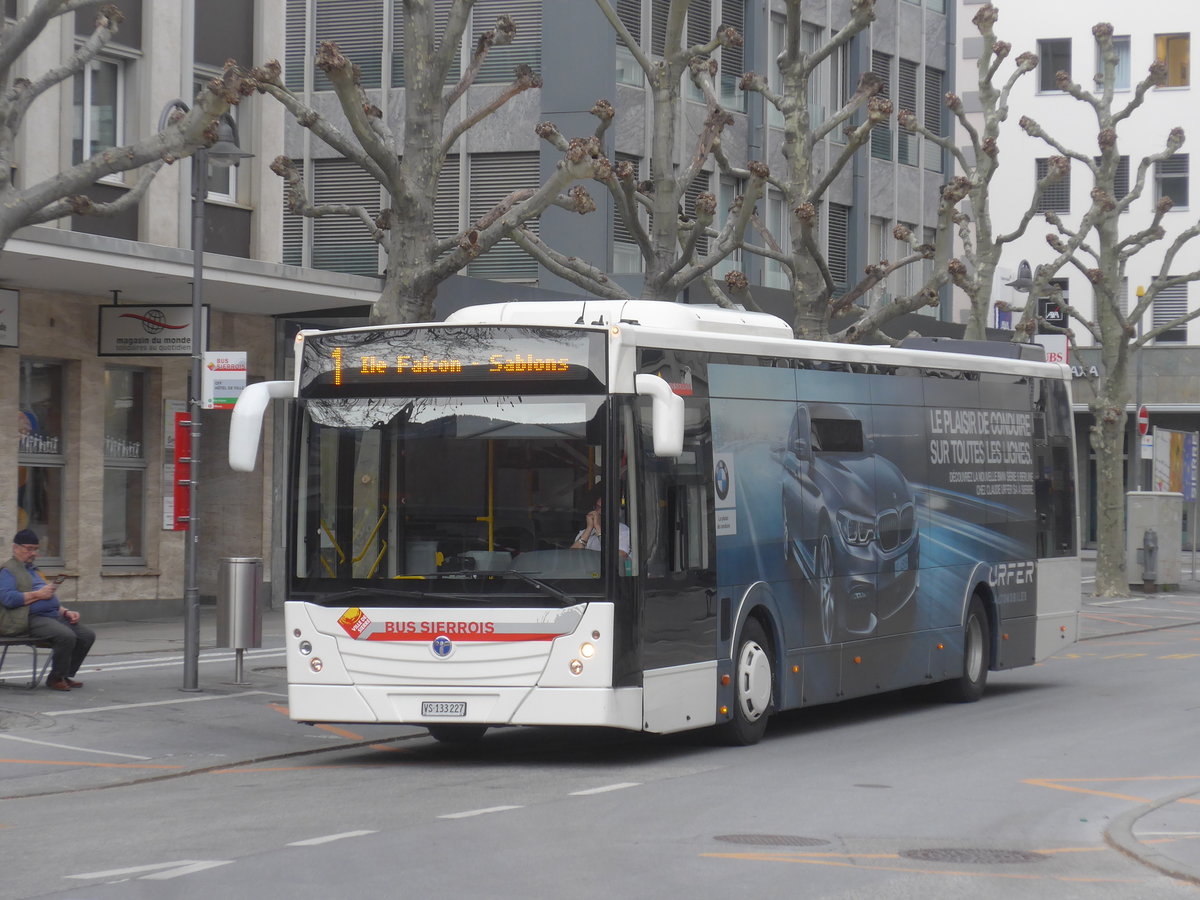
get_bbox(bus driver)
[571,485,630,560]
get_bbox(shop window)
[17,361,66,562]
[103,368,146,564]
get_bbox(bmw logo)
[715,459,730,500]
[431,635,453,658]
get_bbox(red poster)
[173,411,191,531]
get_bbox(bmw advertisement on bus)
[707,362,1041,691]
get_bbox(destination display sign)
[299,326,606,397]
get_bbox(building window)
[897,59,919,166]
[1152,281,1188,343]
[830,41,850,144]
[1156,154,1189,208]
[103,368,146,564]
[72,57,123,164]
[311,158,382,276]
[924,66,944,172]
[315,0,383,90]
[827,202,850,288]
[870,51,892,160]
[616,0,643,85]
[194,75,239,202]
[1156,33,1190,87]
[472,0,542,84]
[712,175,743,278]
[682,170,713,257]
[1038,38,1071,92]
[1036,157,1071,213]
[1097,35,1131,91]
[467,152,540,280]
[17,360,66,562]
[612,153,643,274]
[764,188,788,289]
[718,0,746,110]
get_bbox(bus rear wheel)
[427,724,489,744]
[938,595,990,703]
[718,618,774,745]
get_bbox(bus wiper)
[503,569,575,605]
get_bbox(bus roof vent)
[445,300,794,339]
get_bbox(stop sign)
[1137,404,1150,436]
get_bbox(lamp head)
[207,115,254,168]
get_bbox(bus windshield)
[292,394,614,606]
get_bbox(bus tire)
[938,595,989,703]
[427,724,489,743]
[718,618,775,745]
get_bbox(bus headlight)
[310,657,324,673]
[569,659,584,675]
[580,642,596,658]
[299,641,313,655]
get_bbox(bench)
[0,636,53,689]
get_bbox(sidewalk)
[2,585,1200,885]
[0,605,424,799]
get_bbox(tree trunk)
[1091,405,1129,596]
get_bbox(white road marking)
[1136,831,1200,836]
[288,830,378,846]
[67,860,233,881]
[42,690,279,717]
[1090,599,1142,606]
[438,805,523,819]
[569,782,641,795]
[0,733,151,760]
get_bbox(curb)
[1105,782,1200,886]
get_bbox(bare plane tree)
[0,1,249,251]
[1017,24,1200,596]
[250,1,606,325]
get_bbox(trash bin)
[217,557,263,649]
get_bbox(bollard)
[1142,529,1158,593]
[217,557,263,684]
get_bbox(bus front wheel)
[718,618,775,745]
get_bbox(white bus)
[230,301,1080,744]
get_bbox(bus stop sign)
[1137,404,1150,436]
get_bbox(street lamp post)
[159,101,252,691]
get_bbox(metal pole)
[1135,285,1145,492]
[183,149,208,692]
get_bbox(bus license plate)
[421,701,467,717]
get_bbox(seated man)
[570,485,630,560]
[0,529,95,691]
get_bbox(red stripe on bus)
[363,632,562,642]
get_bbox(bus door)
[635,397,717,671]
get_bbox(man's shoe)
[64,677,84,688]
[47,677,71,691]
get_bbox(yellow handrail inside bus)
[352,505,388,564]
[474,440,495,550]
[365,540,388,578]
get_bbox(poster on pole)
[202,352,247,409]
[162,399,187,529]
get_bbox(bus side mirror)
[229,380,294,472]
[635,374,684,458]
